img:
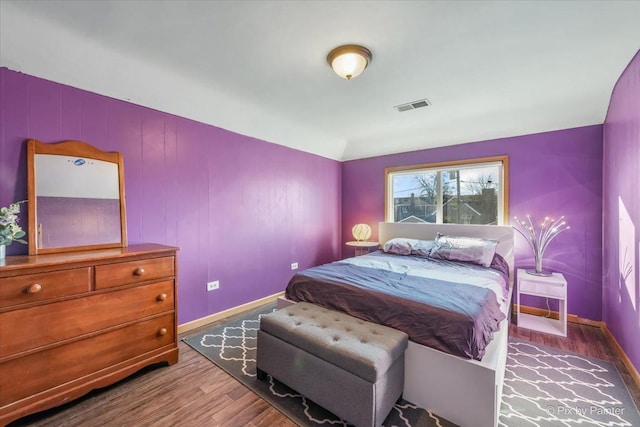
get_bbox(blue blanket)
[285,255,507,360]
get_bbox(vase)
[0,244,5,261]
[526,250,552,276]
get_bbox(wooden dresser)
[0,244,179,425]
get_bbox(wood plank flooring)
[509,321,640,408]
[9,307,640,426]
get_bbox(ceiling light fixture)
[327,44,372,80]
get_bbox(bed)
[278,222,514,427]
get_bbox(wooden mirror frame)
[27,139,127,255]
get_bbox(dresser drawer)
[0,313,175,406]
[0,268,91,309]
[95,256,174,289]
[0,280,174,358]
[519,279,565,298]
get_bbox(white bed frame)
[380,222,513,427]
[279,222,514,427]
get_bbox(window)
[385,156,508,225]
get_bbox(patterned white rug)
[183,306,640,427]
[500,340,639,426]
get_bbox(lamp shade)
[352,223,372,241]
[327,45,372,80]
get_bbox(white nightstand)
[345,241,379,256]
[516,268,567,336]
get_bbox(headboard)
[378,222,515,285]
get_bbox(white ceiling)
[2,1,639,161]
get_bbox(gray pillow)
[382,238,419,255]
[411,239,435,257]
[429,234,498,267]
[383,238,436,257]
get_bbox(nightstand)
[345,241,379,256]
[516,268,567,336]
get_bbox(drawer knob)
[157,293,167,302]
[158,328,168,337]
[133,267,145,276]
[26,283,42,294]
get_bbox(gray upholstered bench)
[256,302,408,427]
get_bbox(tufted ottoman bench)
[256,302,408,427]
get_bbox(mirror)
[27,139,127,255]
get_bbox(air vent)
[394,98,431,112]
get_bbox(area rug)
[183,305,640,427]
[500,340,640,427]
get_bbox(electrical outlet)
[291,262,298,270]
[207,280,219,291]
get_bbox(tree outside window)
[385,157,507,225]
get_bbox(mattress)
[285,251,509,360]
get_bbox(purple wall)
[603,50,640,373]
[0,67,342,324]
[2,59,632,344]
[342,126,604,321]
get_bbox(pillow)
[382,238,419,255]
[428,234,498,267]
[411,239,435,257]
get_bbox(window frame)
[384,155,509,225]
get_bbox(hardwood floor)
[509,321,640,408]
[8,307,296,427]
[9,306,640,427]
